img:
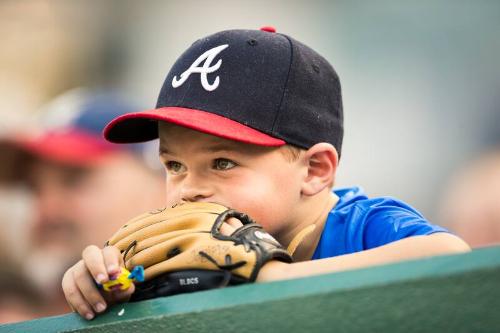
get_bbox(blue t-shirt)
[312,186,448,260]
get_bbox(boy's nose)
[179,177,213,202]
[181,193,209,202]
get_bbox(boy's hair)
[103,28,343,158]
[280,145,303,163]
[280,145,335,189]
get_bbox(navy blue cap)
[104,28,344,156]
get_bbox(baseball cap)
[0,88,159,170]
[104,27,344,156]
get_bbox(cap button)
[260,26,276,33]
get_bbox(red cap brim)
[104,107,286,146]
[8,130,120,166]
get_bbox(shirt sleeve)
[362,198,450,250]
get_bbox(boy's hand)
[61,245,135,320]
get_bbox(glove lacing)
[198,251,247,287]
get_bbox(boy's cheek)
[163,178,288,231]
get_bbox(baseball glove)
[105,202,293,301]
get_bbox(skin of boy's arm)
[256,233,471,282]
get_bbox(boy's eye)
[165,161,186,174]
[213,158,236,170]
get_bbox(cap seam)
[271,34,294,135]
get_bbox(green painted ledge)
[2,246,500,333]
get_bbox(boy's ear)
[301,143,338,196]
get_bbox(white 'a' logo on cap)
[172,44,229,92]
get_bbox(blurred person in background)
[0,187,38,324]
[0,88,165,318]
[0,227,43,324]
[438,148,500,248]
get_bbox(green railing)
[2,246,499,333]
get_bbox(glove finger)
[125,233,207,270]
[110,214,215,250]
[219,222,236,236]
[107,202,229,247]
[107,212,171,246]
[122,229,209,261]
[136,235,258,281]
[226,217,244,228]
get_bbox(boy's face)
[158,123,305,235]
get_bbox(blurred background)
[0,0,499,323]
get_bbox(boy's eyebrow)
[158,146,169,155]
[202,143,242,153]
[159,143,241,155]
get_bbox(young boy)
[62,27,470,320]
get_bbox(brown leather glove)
[106,202,293,301]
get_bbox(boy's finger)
[219,217,244,236]
[82,245,108,284]
[102,245,123,276]
[227,217,244,228]
[62,262,97,320]
[73,261,108,315]
[220,222,236,236]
